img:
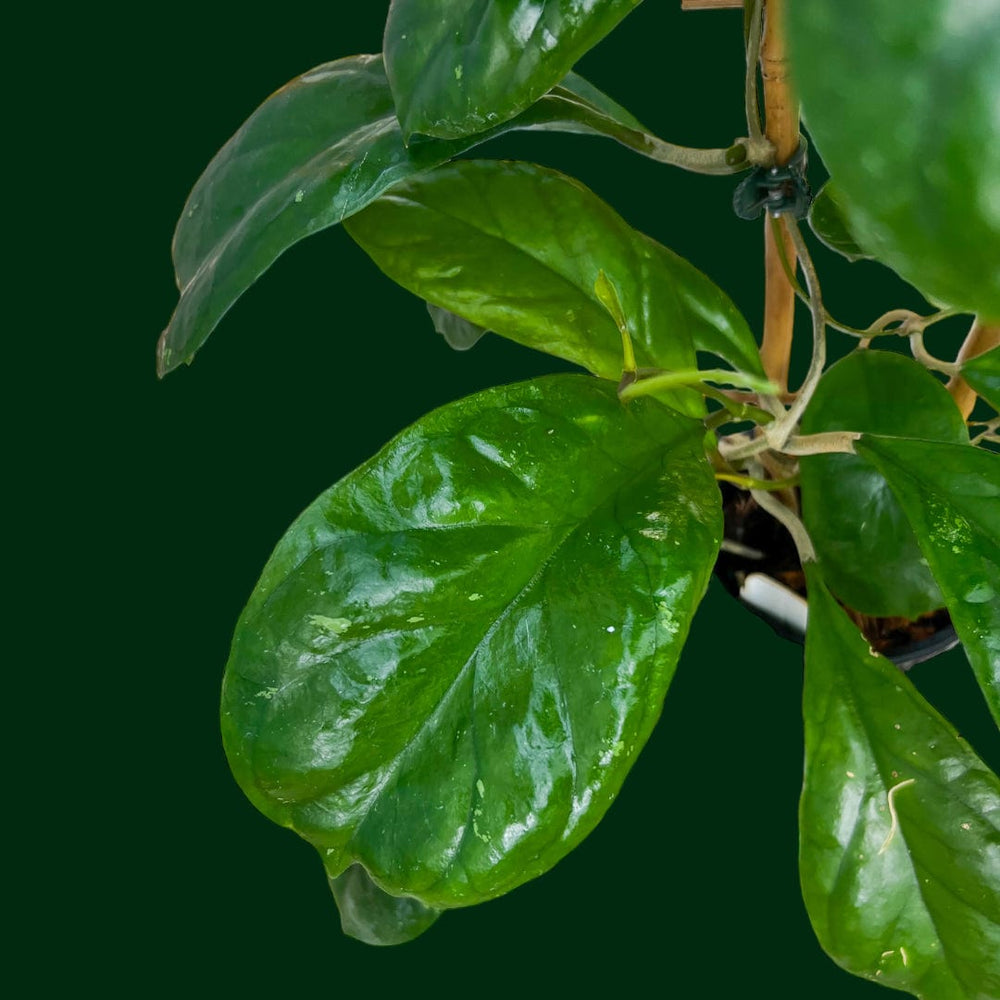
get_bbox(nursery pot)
[712,483,960,670]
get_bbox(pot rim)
[730,569,960,669]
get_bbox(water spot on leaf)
[926,497,974,554]
[308,614,351,635]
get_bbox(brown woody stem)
[946,317,1000,419]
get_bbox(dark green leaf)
[344,159,763,416]
[159,57,741,376]
[800,350,968,618]
[788,1,1000,317]
[962,344,1000,412]
[426,303,488,351]
[807,183,873,263]
[221,374,721,910]
[856,435,1000,729]
[328,864,441,945]
[160,55,454,376]
[800,566,1000,999]
[384,0,643,139]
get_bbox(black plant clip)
[733,140,812,220]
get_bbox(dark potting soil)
[713,483,956,668]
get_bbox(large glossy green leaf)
[800,566,1000,998]
[807,183,873,264]
[788,0,1000,318]
[856,435,1000,729]
[384,0,642,139]
[962,345,1000,412]
[221,374,722,917]
[799,350,968,618]
[344,159,763,414]
[158,55,741,377]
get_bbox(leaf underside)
[328,864,441,945]
[221,374,722,920]
[426,302,488,351]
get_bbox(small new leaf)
[807,183,873,263]
[594,270,636,374]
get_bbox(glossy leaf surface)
[384,0,642,139]
[800,566,1000,999]
[159,56,736,376]
[799,350,968,618]
[807,183,872,263]
[857,435,1000,729]
[221,375,722,909]
[328,865,441,945]
[962,345,1000,412]
[344,159,763,415]
[788,0,1000,317]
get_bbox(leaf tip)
[156,328,190,379]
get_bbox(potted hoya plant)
[158,1,999,995]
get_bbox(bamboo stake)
[946,318,1000,419]
[759,0,799,395]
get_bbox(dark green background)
[25,2,996,993]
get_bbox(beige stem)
[681,1,744,9]
[946,317,1000,419]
